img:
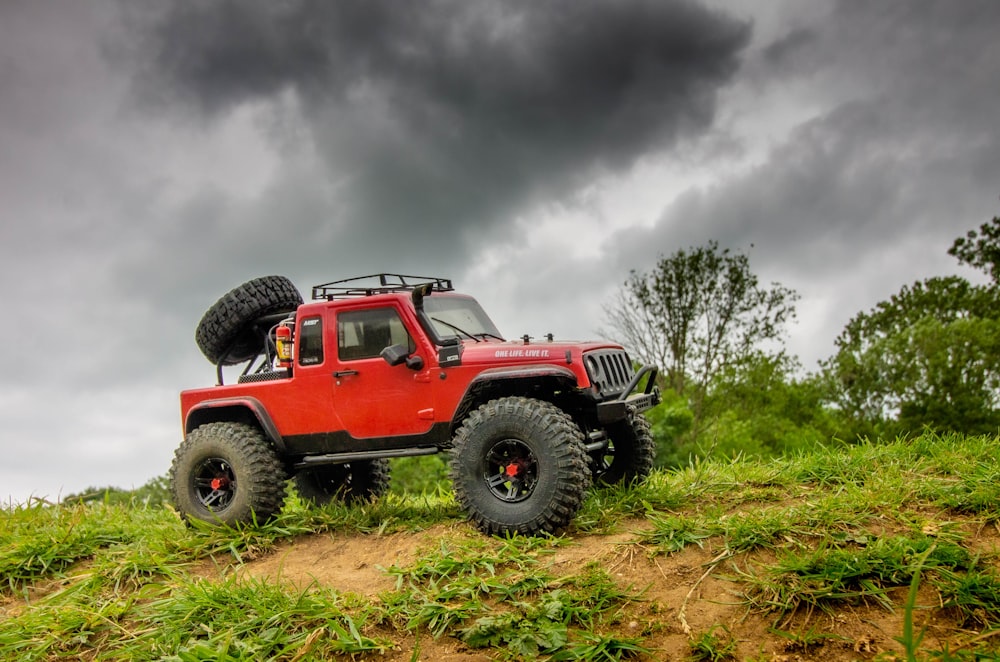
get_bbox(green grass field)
[3,432,1000,660]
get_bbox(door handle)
[333,370,359,377]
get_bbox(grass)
[735,534,973,617]
[688,625,737,661]
[382,535,644,658]
[3,432,1000,658]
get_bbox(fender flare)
[467,364,579,384]
[184,396,286,453]
[452,365,580,425]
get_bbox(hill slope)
[3,433,1000,659]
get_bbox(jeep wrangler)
[171,274,659,535]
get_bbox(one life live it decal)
[494,349,551,359]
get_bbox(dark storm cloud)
[616,0,1000,273]
[606,0,1000,365]
[122,0,750,259]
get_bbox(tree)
[603,241,798,404]
[824,226,1000,437]
[948,215,1000,283]
[698,351,841,459]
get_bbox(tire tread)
[450,396,591,536]
[170,421,287,525]
[195,276,303,365]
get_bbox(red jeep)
[171,274,659,535]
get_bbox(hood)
[457,338,627,366]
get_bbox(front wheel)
[170,422,287,525]
[591,413,655,486]
[450,397,591,536]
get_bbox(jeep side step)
[292,446,439,469]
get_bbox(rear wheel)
[450,397,591,536]
[293,460,391,506]
[195,275,302,365]
[170,422,287,525]
[591,414,655,486]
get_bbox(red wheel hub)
[485,438,538,503]
[210,476,230,491]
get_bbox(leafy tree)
[824,273,1000,437]
[949,215,1000,283]
[603,241,798,417]
[699,352,841,458]
[643,390,694,468]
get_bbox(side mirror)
[380,344,424,371]
[380,344,408,366]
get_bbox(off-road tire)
[195,275,303,366]
[293,460,391,506]
[591,413,655,486]
[170,422,287,525]
[450,397,591,536]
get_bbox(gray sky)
[1,0,998,503]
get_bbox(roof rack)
[311,273,454,300]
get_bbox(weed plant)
[688,625,737,661]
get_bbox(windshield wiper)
[476,332,505,341]
[432,317,481,342]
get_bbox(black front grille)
[584,349,634,395]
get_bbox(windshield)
[423,295,504,340]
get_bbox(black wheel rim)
[193,457,237,511]
[484,439,538,503]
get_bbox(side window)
[338,308,414,361]
[297,316,324,365]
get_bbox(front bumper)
[595,364,660,424]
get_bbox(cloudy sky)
[2,0,998,503]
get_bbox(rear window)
[297,316,324,365]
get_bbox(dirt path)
[226,518,995,660]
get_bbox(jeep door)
[329,304,436,439]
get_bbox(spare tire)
[195,275,303,365]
